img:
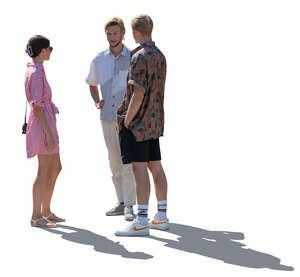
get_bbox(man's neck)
[110,43,124,57]
[139,37,152,45]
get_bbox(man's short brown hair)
[131,15,153,36]
[104,17,125,33]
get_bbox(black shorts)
[119,128,161,164]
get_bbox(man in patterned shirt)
[115,15,169,236]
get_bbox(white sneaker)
[115,220,149,237]
[105,203,124,216]
[149,216,169,230]
[124,206,135,221]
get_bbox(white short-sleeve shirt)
[86,45,131,122]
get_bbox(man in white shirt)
[86,17,136,221]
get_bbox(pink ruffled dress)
[25,62,59,158]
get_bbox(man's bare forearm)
[89,85,100,104]
[125,89,144,127]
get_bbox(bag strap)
[24,98,27,122]
[22,98,28,134]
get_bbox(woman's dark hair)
[25,35,50,58]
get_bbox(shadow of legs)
[148,223,294,271]
[43,224,153,260]
[41,222,294,270]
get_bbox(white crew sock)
[156,200,167,220]
[137,204,149,226]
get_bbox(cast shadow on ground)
[43,223,294,270]
[43,224,153,260]
[148,223,294,271]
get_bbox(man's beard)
[110,38,122,48]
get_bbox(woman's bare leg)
[32,154,53,219]
[41,153,62,217]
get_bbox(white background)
[0,0,299,276]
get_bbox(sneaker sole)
[125,216,135,221]
[150,225,169,231]
[105,212,124,216]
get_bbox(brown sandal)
[31,217,57,228]
[43,213,65,223]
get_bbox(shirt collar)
[141,41,155,47]
[131,41,155,56]
[120,45,128,56]
[27,61,44,69]
[105,45,128,57]
[104,49,111,56]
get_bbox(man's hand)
[123,85,144,129]
[124,116,130,128]
[95,100,105,109]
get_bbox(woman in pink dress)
[25,35,64,228]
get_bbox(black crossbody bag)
[22,100,28,134]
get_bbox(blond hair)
[131,14,153,36]
[104,17,125,33]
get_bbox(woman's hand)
[46,133,55,151]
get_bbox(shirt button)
[112,104,115,107]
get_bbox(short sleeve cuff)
[29,100,43,107]
[128,79,146,93]
[85,78,98,86]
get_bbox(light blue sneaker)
[149,216,169,230]
[115,220,149,237]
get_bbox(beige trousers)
[101,121,136,206]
